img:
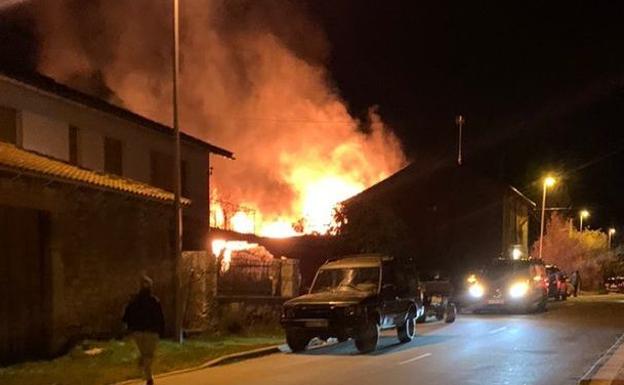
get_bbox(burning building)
[34,0,407,241]
[22,0,410,311]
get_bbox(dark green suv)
[280,254,424,353]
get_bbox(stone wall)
[181,251,217,332]
[0,172,176,356]
[180,250,301,332]
[55,190,176,346]
[217,296,286,330]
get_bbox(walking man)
[571,270,582,297]
[123,275,165,385]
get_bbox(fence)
[182,251,301,332]
[217,259,279,296]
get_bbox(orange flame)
[212,239,258,272]
[210,144,396,238]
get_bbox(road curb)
[579,334,624,385]
[200,344,286,368]
[114,344,286,385]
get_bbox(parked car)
[280,254,424,353]
[416,271,457,323]
[545,264,569,300]
[605,276,624,293]
[462,258,548,313]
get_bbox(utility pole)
[539,176,556,259]
[455,115,464,166]
[172,0,183,344]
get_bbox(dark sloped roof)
[0,69,234,159]
[0,142,191,204]
[346,159,535,207]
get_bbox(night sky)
[308,1,624,232]
[2,1,624,231]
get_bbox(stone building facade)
[0,70,233,250]
[0,151,178,363]
[0,70,232,364]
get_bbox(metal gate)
[217,260,276,296]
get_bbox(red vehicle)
[545,265,569,300]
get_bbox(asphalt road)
[158,294,624,385]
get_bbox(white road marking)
[488,326,508,334]
[397,353,432,365]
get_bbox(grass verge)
[0,333,283,385]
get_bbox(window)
[68,126,79,165]
[0,106,17,144]
[150,150,187,195]
[150,150,172,191]
[104,137,123,175]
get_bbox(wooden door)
[0,205,49,364]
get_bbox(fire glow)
[36,1,407,239]
[211,239,258,272]
[211,166,377,238]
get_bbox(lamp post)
[538,176,556,259]
[579,210,589,231]
[171,0,183,343]
[608,228,616,249]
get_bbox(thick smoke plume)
[35,0,406,235]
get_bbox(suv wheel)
[445,303,457,323]
[537,298,547,312]
[286,330,310,353]
[355,320,379,353]
[397,315,416,343]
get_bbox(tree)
[331,202,410,261]
[530,212,613,289]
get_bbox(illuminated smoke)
[35,0,406,236]
[0,0,28,11]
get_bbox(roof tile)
[0,142,191,205]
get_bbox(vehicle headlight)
[469,283,485,298]
[509,281,529,298]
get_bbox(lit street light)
[579,210,590,231]
[539,176,556,259]
[608,228,616,249]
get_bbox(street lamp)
[171,0,184,343]
[579,210,589,231]
[608,228,616,249]
[538,176,556,259]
